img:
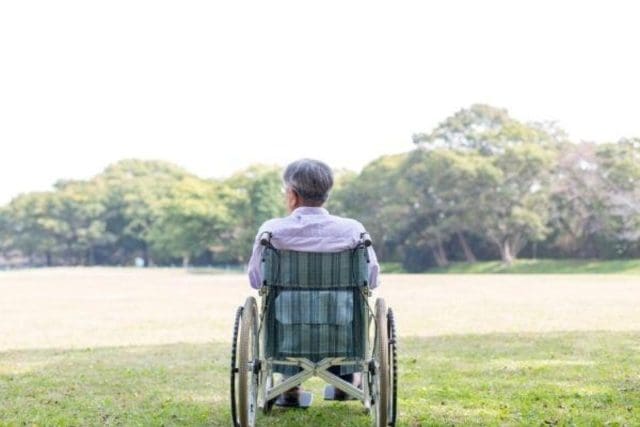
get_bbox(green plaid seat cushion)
[262,247,369,368]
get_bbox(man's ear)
[286,188,300,212]
[292,190,302,209]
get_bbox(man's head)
[283,159,334,211]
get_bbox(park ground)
[1,269,639,426]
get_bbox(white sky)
[1,1,639,204]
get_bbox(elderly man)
[247,158,380,406]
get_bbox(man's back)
[247,206,379,289]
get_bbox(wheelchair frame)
[230,233,397,427]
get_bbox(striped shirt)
[247,206,380,289]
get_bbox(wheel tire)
[388,308,398,426]
[238,297,259,427]
[373,298,389,427]
[230,306,243,427]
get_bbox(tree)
[5,192,61,265]
[482,143,555,263]
[413,105,560,264]
[97,159,193,266]
[547,142,606,257]
[148,177,236,267]
[222,165,286,263]
[0,207,12,260]
[594,138,640,255]
[51,180,111,265]
[398,148,501,267]
[413,104,562,155]
[329,154,409,261]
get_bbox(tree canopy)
[2,105,638,270]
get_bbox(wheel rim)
[230,306,243,427]
[372,298,389,427]
[238,297,259,427]
[374,364,381,426]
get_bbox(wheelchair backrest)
[261,246,369,288]
[261,245,369,361]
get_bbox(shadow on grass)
[1,331,639,426]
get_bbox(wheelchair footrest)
[275,391,313,408]
[324,385,357,401]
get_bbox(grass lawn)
[429,259,640,274]
[381,259,640,274]
[1,269,639,425]
[2,332,639,426]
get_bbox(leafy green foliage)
[1,105,639,269]
[96,159,195,265]
[148,177,236,266]
[329,153,409,261]
[222,165,286,263]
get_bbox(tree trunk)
[456,231,477,263]
[46,251,52,267]
[512,234,527,258]
[66,242,73,265]
[182,254,190,268]
[431,237,449,267]
[143,242,150,268]
[501,240,515,265]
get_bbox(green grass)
[382,259,640,274]
[2,331,639,426]
[186,265,245,275]
[380,262,408,273]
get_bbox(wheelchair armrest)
[260,231,273,246]
[360,232,372,247]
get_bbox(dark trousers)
[328,365,353,383]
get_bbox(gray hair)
[283,159,334,203]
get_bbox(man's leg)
[326,366,361,401]
[274,365,309,407]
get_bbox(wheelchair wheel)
[372,298,390,427]
[388,308,398,426]
[230,306,243,427]
[238,297,260,427]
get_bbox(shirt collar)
[291,206,329,216]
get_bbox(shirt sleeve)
[247,235,264,289]
[353,220,381,288]
[367,245,381,289]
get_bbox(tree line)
[1,105,639,270]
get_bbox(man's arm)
[247,236,263,289]
[367,245,380,289]
[353,221,380,288]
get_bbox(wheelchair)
[230,232,398,427]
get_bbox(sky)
[1,1,639,205]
